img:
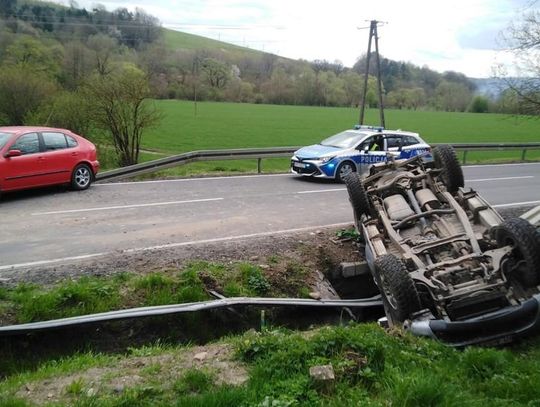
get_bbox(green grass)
[2,324,540,406]
[0,261,309,326]
[142,101,540,153]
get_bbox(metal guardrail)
[451,142,540,164]
[95,143,540,182]
[96,147,298,182]
[0,296,382,336]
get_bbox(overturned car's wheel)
[374,254,421,325]
[336,160,356,182]
[433,144,464,193]
[494,218,540,287]
[344,172,373,227]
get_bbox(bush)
[468,95,489,113]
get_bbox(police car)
[290,125,432,181]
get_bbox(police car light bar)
[354,124,384,131]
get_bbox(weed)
[389,372,451,407]
[65,377,85,395]
[133,273,175,290]
[175,385,247,407]
[267,255,280,264]
[461,347,509,380]
[14,277,120,322]
[223,281,246,297]
[127,341,173,357]
[141,363,162,376]
[336,228,360,240]
[173,369,214,394]
[239,263,271,296]
[0,398,31,407]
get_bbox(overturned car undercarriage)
[344,145,540,346]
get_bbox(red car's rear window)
[0,132,12,149]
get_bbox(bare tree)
[83,64,161,166]
[499,8,540,115]
[87,34,118,76]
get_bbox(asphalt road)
[1,162,539,270]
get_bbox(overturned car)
[344,145,540,346]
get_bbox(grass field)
[127,100,540,176]
[143,100,540,152]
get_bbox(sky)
[59,0,534,78]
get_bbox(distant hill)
[0,0,516,115]
[471,78,506,97]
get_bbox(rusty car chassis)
[344,145,540,346]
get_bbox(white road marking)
[298,188,346,194]
[493,200,540,208]
[95,173,291,186]
[464,162,540,168]
[0,222,352,271]
[0,252,108,271]
[31,198,224,216]
[467,176,534,182]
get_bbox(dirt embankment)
[0,227,362,287]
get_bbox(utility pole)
[359,20,385,128]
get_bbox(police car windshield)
[0,133,11,149]
[320,131,366,149]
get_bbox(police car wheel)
[336,161,356,182]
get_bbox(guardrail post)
[521,149,527,161]
[257,158,262,173]
[462,150,468,164]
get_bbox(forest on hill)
[0,0,519,130]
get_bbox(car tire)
[71,163,93,191]
[344,172,373,226]
[494,218,540,287]
[374,254,421,325]
[336,161,356,182]
[433,144,464,193]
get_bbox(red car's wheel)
[71,163,93,190]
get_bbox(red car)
[0,126,99,195]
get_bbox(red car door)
[2,132,44,191]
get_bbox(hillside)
[0,0,519,134]
[162,28,266,58]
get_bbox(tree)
[5,35,63,77]
[83,64,161,166]
[468,96,489,113]
[201,58,230,89]
[434,81,472,112]
[0,66,57,125]
[261,66,294,104]
[62,41,93,89]
[495,88,520,114]
[30,91,92,136]
[87,34,118,76]
[0,0,16,17]
[342,71,363,106]
[499,9,540,115]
